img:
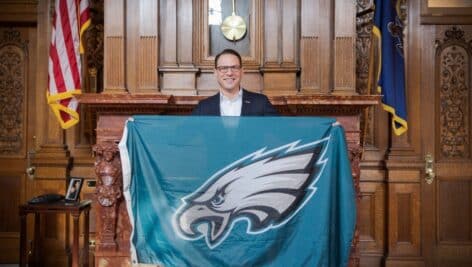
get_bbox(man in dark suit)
[192,49,278,116]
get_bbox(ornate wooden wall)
[99,0,356,96]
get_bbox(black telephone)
[28,193,65,204]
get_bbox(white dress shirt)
[219,89,243,116]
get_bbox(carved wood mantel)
[77,93,380,266]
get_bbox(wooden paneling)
[438,180,472,242]
[262,0,299,94]
[359,182,385,254]
[300,37,320,91]
[0,25,34,264]
[281,0,297,65]
[241,71,263,93]
[162,71,198,95]
[127,0,159,94]
[0,1,37,23]
[263,0,278,64]
[177,0,193,66]
[0,174,23,262]
[300,0,322,93]
[301,0,332,94]
[104,37,125,91]
[0,175,22,232]
[420,23,472,266]
[159,0,177,66]
[388,184,421,256]
[0,34,28,158]
[104,0,126,92]
[137,37,158,91]
[333,0,356,94]
[334,36,355,92]
[159,0,198,95]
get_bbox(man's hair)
[214,49,242,68]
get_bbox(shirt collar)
[220,88,243,103]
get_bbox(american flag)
[47,0,90,129]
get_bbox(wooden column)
[333,0,356,94]
[384,1,423,266]
[104,0,126,93]
[33,0,70,191]
[160,0,198,96]
[262,0,299,95]
[126,0,159,94]
[300,0,332,94]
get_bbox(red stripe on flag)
[59,0,81,89]
[79,0,90,28]
[60,98,72,122]
[49,44,67,92]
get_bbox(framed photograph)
[65,177,84,202]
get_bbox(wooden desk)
[19,200,92,267]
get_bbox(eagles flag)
[373,0,408,135]
[119,116,356,267]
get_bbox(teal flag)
[373,0,408,135]
[120,116,356,267]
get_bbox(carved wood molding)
[348,145,363,267]
[93,142,122,250]
[0,28,28,156]
[78,94,380,138]
[435,26,472,160]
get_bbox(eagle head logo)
[173,137,329,249]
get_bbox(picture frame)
[65,177,84,202]
[421,0,472,24]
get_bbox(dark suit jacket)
[192,89,279,116]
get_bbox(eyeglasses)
[216,65,241,73]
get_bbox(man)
[192,49,278,116]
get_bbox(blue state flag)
[119,116,356,267]
[373,0,408,135]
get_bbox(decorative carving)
[349,146,363,198]
[84,0,104,93]
[355,1,373,95]
[397,0,408,23]
[1,29,26,44]
[356,0,375,146]
[436,27,471,159]
[348,145,362,267]
[0,28,28,155]
[444,26,466,42]
[93,142,122,250]
[82,0,104,93]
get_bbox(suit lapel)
[241,89,252,116]
[209,93,220,115]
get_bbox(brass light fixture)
[220,0,247,41]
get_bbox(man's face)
[215,54,243,96]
